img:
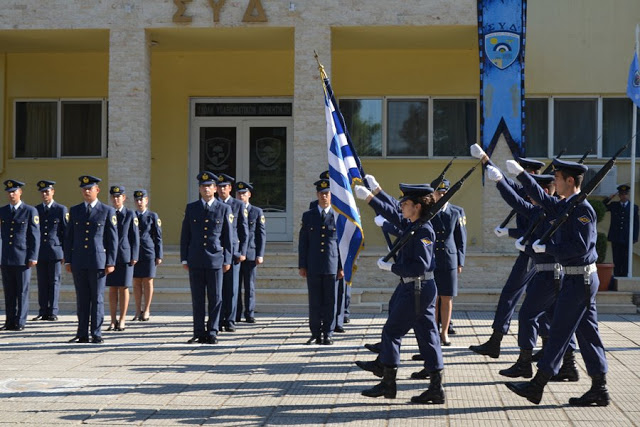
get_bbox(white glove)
[532,239,546,253]
[494,227,508,237]
[377,257,393,271]
[470,144,486,159]
[515,237,525,252]
[486,165,503,182]
[364,174,380,192]
[506,160,525,175]
[354,185,372,200]
[374,215,387,227]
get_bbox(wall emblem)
[485,32,520,70]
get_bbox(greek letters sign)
[173,0,267,23]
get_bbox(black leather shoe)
[334,326,345,333]
[568,373,610,406]
[448,325,457,335]
[32,315,45,321]
[246,317,256,323]
[14,326,25,331]
[412,354,425,361]
[499,361,533,378]
[225,326,236,332]
[411,370,445,404]
[208,336,219,344]
[362,367,397,399]
[364,342,381,354]
[469,331,503,359]
[344,317,350,323]
[551,349,579,382]
[355,359,384,377]
[411,368,430,380]
[306,335,321,345]
[92,336,104,344]
[505,370,551,405]
[323,336,334,345]
[47,315,58,321]
[0,324,9,330]
[69,336,89,343]
[187,337,200,344]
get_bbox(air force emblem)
[485,32,520,70]
[421,238,433,247]
[578,215,591,224]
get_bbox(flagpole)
[628,24,639,278]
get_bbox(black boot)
[505,370,551,405]
[469,330,503,358]
[411,370,445,404]
[568,373,610,406]
[531,336,548,362]
[410,368,430,380]
[364,342,381,354]
[551,349,579,382]
[362,366,397,398]
[355,358,384,378]
[499,349,533,378]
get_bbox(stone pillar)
[292,24,331,246]
[483,135,519,253]
[107,28,151,193]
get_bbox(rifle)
[382,161,480,262]
[498,148,567,228]
[430,157,456,190]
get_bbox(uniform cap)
[37,180,56,191]
[617,184,631,193]
[197,171,218,185]
[236,181,253,193]
[531,174,555,185]
[133,189,148,199]
[78,175,101,188]
[4,179,24,192]
[399,183,434,202]
[434,179,450,192]
[216,173,235,186]
[552,159,588,176]
[517,157,546,171]
[110,185,126,195]
[314,179,331,193]
[319,170,330,180]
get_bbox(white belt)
[563,263,597,275]
[534,263,557,272]
[403,272,434,281]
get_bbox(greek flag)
[322,75,364,285]
[628,52,640,109]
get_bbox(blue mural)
[478,0,527,157]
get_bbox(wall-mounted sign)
[173,0,267,23]
[195,103,293,117]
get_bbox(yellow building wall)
[150,50,294,244]
[1,52,108,209]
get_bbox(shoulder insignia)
[111,215,117,226]
[157,218,162,227]
[461,216,467,227]
[260,215,266,224]
[33,215,40,225]
[421,238,433,246]
[577,215,591,224]
[229,213,234,224]
[66,212,70,222]
[134,217,139,227]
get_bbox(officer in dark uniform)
[33,180,67,321]
[132,189,163,321]
[299,179,343,345]
[0,180,39,331]
[469,144,544,358]
[181,171,233,344]
[215,173,248,332]
[505,158,610,407]
[64,175,118,343]
[235,182,266,323]
[106,186,139,331]
[604,184,639,277]
[354,182,445,404]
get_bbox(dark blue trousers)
[1,265,30,329]
[518,271,558,349]
[380,279,443,372]
[492,252,535,334]
[36,260,61,317]
[72,268,105,338]
[238,260,257,320]
[335,278,346,328]
[189,267,223,338]
[221,262,240,328]
[611,242,630,277]
[538,273,608,377]
[307,274,337,336]
[344,283,351,318]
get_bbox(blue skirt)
[434,268,458,297]
[106,263,134,288]
[133,259,157,278]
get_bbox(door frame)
[188,98,294,241]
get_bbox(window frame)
[13,98,108,159]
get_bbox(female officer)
[132,189,163,322]
[354,180,444,404]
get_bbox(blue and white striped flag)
[321,75,364,285]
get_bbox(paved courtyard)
[0,311,638,426]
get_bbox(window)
[524,98,548,157]
[339,97,477,158]
[15,99,106,158]
[603,98,633,157]
[553,99,597,156]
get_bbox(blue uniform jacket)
[603,199,639,244]
[298,207,340,275]
[36,202,67,262]
[115,207,140,264]
[137,210,163,261]
[221,197,249,261]
[0,203,40,266]
[496,178,556,265]
[432,203,466,270]
[486,159,530,238]
[245,204,266,261]
[180,199,233,269]
[64,201,118,269]
[517,172,598,266]
[369,189,436,277]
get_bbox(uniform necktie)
[86,204,92,216]
[44,205,49,214]
[11,206,16,217]
[204,203,209,213]
[321,210,326,221]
